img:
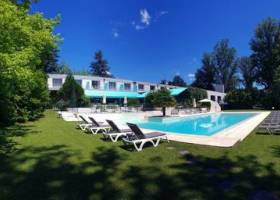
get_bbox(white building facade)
[47,74,226,103]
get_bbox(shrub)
[260,86,280,110]
[127,99,141,107]
[57,74,90,108]
[224,89,255,109]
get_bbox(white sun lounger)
[122,123,169,151]
[103,120,132,142]
[87,117,111,134]
[77,115,94,131]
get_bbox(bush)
[0,69,49,124]
[57,74,90,108]
[224,89,255,109]
[127,99,141,107]
[260,86,280,110]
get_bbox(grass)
[0,110,280,200]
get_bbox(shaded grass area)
[0,111,280,200]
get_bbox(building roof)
[169,87,187,96]
[48,73,175,88]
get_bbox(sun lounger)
[259,124,280,134]
[102,120,132,142]
[122,123,168,151]
[258,111,280,134]
[77,115,94,131]
[87,117,111,134]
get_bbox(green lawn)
[0,111,280,200]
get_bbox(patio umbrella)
[193,98,197,108]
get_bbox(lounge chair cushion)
[144,132,166,138]
[120,128,131,132]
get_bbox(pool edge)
[141,111,270,147]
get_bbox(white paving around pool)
[141,112,270,147]
[63,110,270,147]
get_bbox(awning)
[84,90,147,98]
[169,87,188,96]
[84,87,187,99]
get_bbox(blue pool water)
[134,113,257,136]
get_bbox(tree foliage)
[89,50,113,77]
[0,0,59,124]
[212,39,238,92]
[250,17,280,88]
[260,66,280,109]
[41,47,60,73]
[57,74,90,108]
[192,53,215,90]
[238,56,257,90]
[145,89,176,116]
[170,75,187,87]
[57,62,72,74]
[224,89,256,109]
[192,40,238,92]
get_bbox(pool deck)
[142,111,270,147]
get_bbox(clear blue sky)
[31,0,280,83]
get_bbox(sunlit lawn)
[0,110,280,200]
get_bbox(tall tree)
[9,0,38,9]
[250,17,280,88]
[57,73,89,107]
[41,47,60,73]
[170,75,187,87]
[192,53,215,90]
[160,80,168,84]
[0,0,59,124]
[212,39,238,92]
[58,62,72,74]
[238,56,257,90]
[89,50,113,77]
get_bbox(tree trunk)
[162,107,166,116]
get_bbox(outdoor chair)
[87,117,111,134]
[122,123,169,151]
[102,120,132,142]
[77,115,93,131]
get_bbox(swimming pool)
[133,113,257,136]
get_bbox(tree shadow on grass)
[0,125,280,200]
[0,124,38,137]
[271,145,280,158]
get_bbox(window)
[160,86,165,90]
[210,95,216,101]
[85,82,90,89]
[53,78,62,87]
[109,82,116,90]
[150,85,155,91]
[124,83,131,91]
[75,79,82,85]
[217,96,222,103]
[138,84,144,90]
[92,80,100,89]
